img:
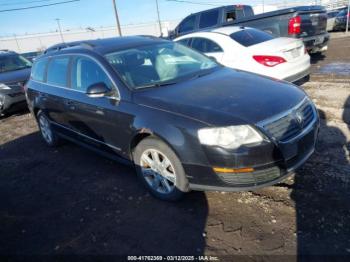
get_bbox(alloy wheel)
[140,149,176,194]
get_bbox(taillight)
[288,16,301,35]
[253,55,286,67]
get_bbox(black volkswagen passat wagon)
[25,36,319,201]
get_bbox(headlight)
[198,125,264,149]
[0,83,11,90]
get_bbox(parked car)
[175,26,310,83]
[326,7,347,31]
[26,37,319,201]
[21,51,42,62]
[334,8,350,31]
[0,50,32,115]
[169,5,329,54]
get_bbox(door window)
[71,56,113,92]
[47,57,69,86]
[191,38,223,53]
[178,15,196,34]
[177,38,192,47]
[199,9,219,29]
[31,58,48,82]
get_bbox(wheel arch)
[128,127,186,165]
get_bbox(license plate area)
[278,125,317,163]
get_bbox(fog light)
[213,167,254,173]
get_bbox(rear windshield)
[230,29,275,47]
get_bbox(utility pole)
[112,0,122,36]
[346,0,350,34]
[155,0,163,37]
[55,18,64,43]
[262,0,264,13]
[13,34,21,53]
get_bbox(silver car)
[0,50,31,115]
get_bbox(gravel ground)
[0,35,349,260]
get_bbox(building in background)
[0,20,178,53]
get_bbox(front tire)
[37,111,60,147]
[133,137,189,201]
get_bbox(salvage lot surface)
[0,35,349,258]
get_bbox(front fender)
[129,105,210,166]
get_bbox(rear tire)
[37,111,60,147]
[133,137,189,201]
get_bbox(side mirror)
[86,82,110,98]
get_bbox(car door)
[191,37,224,63]
[44,56,71,129]
[65,55,124,154]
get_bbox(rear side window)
[47,57,69,86]
[199,9,219,29]
[230,29,275,47]
[71,57,112,92]
[31,58,48,82]
[178,15,196,34]
[191,38,223,53]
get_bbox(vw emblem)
[294,111,304,128]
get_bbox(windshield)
[0,54,32,73]
[105,42,218,89]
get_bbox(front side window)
[47,57,69,86]
[31,58,48,82]
[230,29,275,47]
[191,38,223,53]
[176,38,192,47]
[178,15,196,33]
[105,42,218,89]
[199,9,219,29]
[71,57,112,92]
[0,54,31,73]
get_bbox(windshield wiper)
[137,81,178,89]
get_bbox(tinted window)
[230,29,275,47]
[178,15,196,33]
[235,6,254,19]
[191,38,223,53]
[71,57,112,92]
[199,9,219,29]
[177,38,191,46]
[31,58,48,82]
[47,57,69,86]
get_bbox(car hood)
[133,67,306,126]
[0,68,31,84]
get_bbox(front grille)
[259,98,315,142]
[217,166,281,186]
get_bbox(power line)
[0,0,80,13]
[0,0,58,7]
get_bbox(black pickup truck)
[169,5,329,53]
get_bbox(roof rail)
[44,41,94,54]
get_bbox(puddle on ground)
[317,62,350,76]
